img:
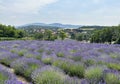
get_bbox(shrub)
[31,66,66,84]
[0,64,17,84]
[85,66,103,84]
[11,58,43,79]
[17,49,27,56]
[107,63,120,70]
[35,55,42,60]
[11,49,27,56]
[84,59,96,67]
[70,50,77,53]
[46,50,53,55]
[0,52,19,66]
[105,73,120,84]
[41,53,56,65]
[56,52,64,57]
[10,49,16,53]
[53,59,85,78]
[38,48,44,53]
[70,56,82,61]
[24,53,34,58]
[42,57,53,65]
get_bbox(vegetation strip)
[0,63,30,84]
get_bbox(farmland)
[0,40,120,84]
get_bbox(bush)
[107,63,120,70]
[42,57,53,65]
[17,49,27,56]
[41,54,55,65]
[53,59,85,78]
[11,49,28,56]
[38,48,44,53]
[0,52,19,66]
[11,58,43,79]
[56,52,64,57]
[84,59,95,67]
[85,66,103,84]
[31,66,67,84]
[105,73,120,84]
[70,56,82,61]
[0,64,17,84]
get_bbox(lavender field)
[0,40,120,84]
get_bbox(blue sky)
[0,0,120,26]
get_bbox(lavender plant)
[85,66,104,84]
[53,58,85,78]
[11,57,43,79]
[31,65,80,84]
[0,64,17,84]
[0,40,120,84]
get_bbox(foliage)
[90,26,120,44]
[53,59,85,78]
[84,59,95,67]
[56,52,64,57]
[34,33,44,40]
[31,66,68,84]
[11,58,43,79]
[0,24,25,38]
[104,73,120,84]
[58,30,67,40]
[107,63,120,70]
[85,66,103,84]
[0,40,120,83]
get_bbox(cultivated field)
[0,40,120,84]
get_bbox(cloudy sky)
[0,0,120,26]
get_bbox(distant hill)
[17,23,81,29]
[79,26,105,29]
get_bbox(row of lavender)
[0,40,120,84]
[0,64,26,84]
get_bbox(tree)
[90,25,120,44]
[44,30,53,41]
[58,30,67,40]
[115,37,120,44]
[34,33,44,40]
[76,33,83,41]
[17,30,25,38]
[71,33,76,39]
[0,24,25,38]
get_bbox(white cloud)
[0,0,58,14]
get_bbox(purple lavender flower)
[11,57,44,79]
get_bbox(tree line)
[0,24,25,38]
[90,25,120,44]
[34,29,67,41]
[1,23,120,44]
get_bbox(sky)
[0,0,120,26]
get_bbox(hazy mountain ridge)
[17,23,82,29]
